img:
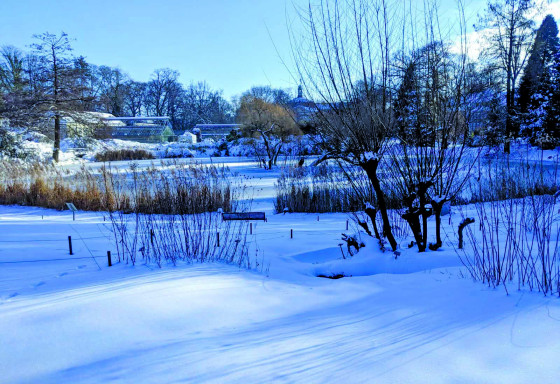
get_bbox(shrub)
[457,152,560,296]
[94,149,155,162]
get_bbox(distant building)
[103,116,177,143]
[288,85,320,124]
[42,111,115,139]
[193,124,241,140]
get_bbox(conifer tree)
[518,14,559,139]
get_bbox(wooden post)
[150,229,155,246]
[346,220,349,231]
[217,232,220,247]
[72,211,75,221]
[291,229,293,239]
[250,222,253,235]
[68,236,73,255]
[107,251,112,267]
[317,216,319,221]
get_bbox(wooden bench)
[222,212,266,221]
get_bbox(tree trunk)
[364,205,381,240]
[403,210,424,251]
[362,159,397,251]
[420,191,429,250]
[53,113,61,162]
[429,201,444,251]
[505,33,514,154]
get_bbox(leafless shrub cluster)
[459,155,560,295]
[99,162,252,267]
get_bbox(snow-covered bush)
[154,142,194,158]
[0,129,27,159]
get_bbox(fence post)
[291,229,293,239]
[346,220,349,231]
[68,236,73,255]
[250,222,253,235]
[107,251,112,267]
[217,232,220,247]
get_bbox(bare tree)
[389,40,477,251]
[477,0,538,153]
[31,32,85,161]
[122,80,147,117]
[97,65,129,116]
[145,68,181,117]
[237,94,300,169]
[290,0,401,250]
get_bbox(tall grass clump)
[275,163,404,213]
[94,148,155,162]
[0,161,109,211]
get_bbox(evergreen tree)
[394,59,419,144]
[538,50,560,147]
[485,92,507,146]
[518,14,559,136]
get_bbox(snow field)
[0,158,559,383]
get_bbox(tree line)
[0,32,241,159]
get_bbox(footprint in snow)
[58,272,69,277]
[33,281,46,288]
[7,292,19,299]
[76,265,87,270]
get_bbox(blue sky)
[0,0,558,99]
[0,0,305,98]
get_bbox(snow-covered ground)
[1,157,560,383]
[17,133,557,167]
[15,133,320,165]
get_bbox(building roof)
[112,126,173,138]
[194,124,241,129]
[104,116,171,121]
